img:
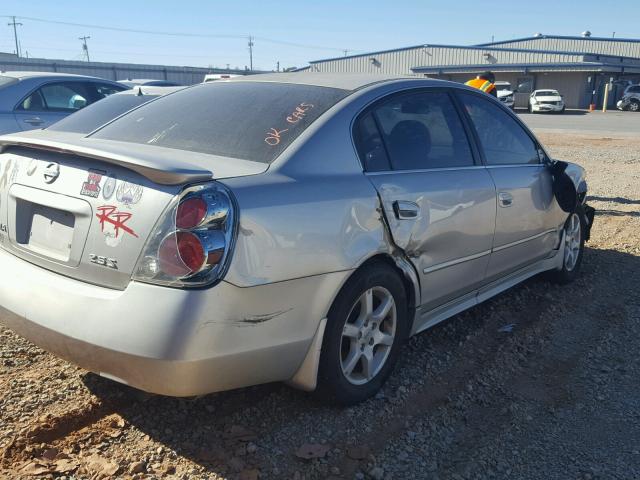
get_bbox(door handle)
[498,192,513,207]
[23,117,44,126]
[393,200,419,220]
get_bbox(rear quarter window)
[90,82,349,164]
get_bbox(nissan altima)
[0,74,593,404]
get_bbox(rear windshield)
[536,90,558,96]
[49,94,161,134]
[90,82,349,164]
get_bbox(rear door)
[356,89,497,312]
[456,91,564,281]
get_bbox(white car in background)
[529,89,565,113]
[203,74,242,83]
[494,81,514,109]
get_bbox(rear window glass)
[90,82,349,164]
[49,94,160,134]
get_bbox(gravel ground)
[1,133,639,480]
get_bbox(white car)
[494,81,514,109]
[203,74,242,83]
[529,89,565,113]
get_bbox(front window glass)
[91,82,348,164]
[40,82,91,111]
[459,92,538,166]
[536,90,559,96]
[371,91,474,170]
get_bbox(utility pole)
[79,36,91,62]
[248,36,254,71]
[7,16,22,58]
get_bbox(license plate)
[23,203,75,261]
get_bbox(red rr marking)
[96,205,139,238]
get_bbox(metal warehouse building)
[0,52,252,85]
[308,34,640,109]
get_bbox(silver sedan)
[0,74,593,404]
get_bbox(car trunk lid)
[0,132,267,290]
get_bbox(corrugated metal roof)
[413,62,640,74]
[477,34,640,46]
[476,35,640,59]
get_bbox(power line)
[2,15,352,52]
[7,15,21,57]
[78,35,90,62]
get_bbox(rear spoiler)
[0,135,213,186]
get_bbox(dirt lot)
[1,133,639,480]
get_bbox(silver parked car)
[0,74,593,404]
[0,71,127,134]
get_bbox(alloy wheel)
[563,213,581,271]
[340,286,397,385]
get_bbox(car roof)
[228,72,447,91]
[0,71,107,81]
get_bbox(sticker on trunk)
[96,205,139,247]
[102,174,117,200]
[80,169,105,198]
[116,181,143,207]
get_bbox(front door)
[456,91,563,281]
[354,90,497,312]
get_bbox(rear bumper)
[0,248,349,396]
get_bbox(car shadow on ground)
[80,245,640,477]
[516,109,589,116]
[588,195,640,205]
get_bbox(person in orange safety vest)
[465,71,497,97]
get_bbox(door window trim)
[351,87,482,173]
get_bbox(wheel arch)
[286,252,420,392]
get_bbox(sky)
[1,0,638,71]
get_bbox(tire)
[629,100,640,112]
[547,205,586,285]
[315,261,409,405]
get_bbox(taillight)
[132,181,236,288]
[158,231,206,277]
[176,197,207,229]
